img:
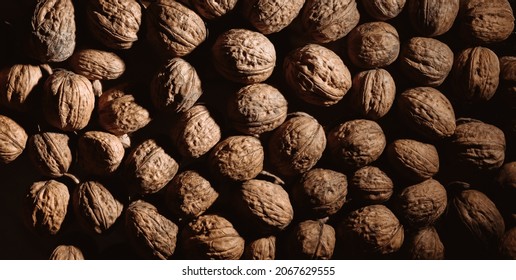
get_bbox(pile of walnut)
[0,0,515,260]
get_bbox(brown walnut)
[192,0,238,20]
[350,166,394,204]
[78,131,125,176]
[351,68,396,120]
[49,245,85,260]
[499,56,516,110]
[0,64,50,112]
[242,0,305,34]
[28,132,72,178]
[361,0,406,21]
[387,139,439,183]
[0,114,28,164]
[499,227,516,259]
[287,220,336,260]
[405,227,445,260]
[407,0,460,37]
[243,235,276,260]
[70,49,125,81]
[25,180,69,235]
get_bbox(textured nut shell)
[400,37,454,86]
[125,200,179,259]
[301,0,360,43]
[165,170,218,220]
[449,119,506,172]
[405,227,445,260]
[25,180,69,235]
[244,235,276,260]
[451,189,505,248]
[292,168,347,218]
[284,44,351,106]
[28,0,75,63]
[408,0,459,37]
[347,22,400,69]
[499,227,516,259]
[125,139,179,195]
[269,113,326,177]
[43,70,95,132]
[227,83,288,135]
[496,162,516,198]
[288,220,336,259]
[181,214,245,260]
[397,87,456,140]
[452,47,500,104]
[78,131,125,176]
[327,119,386,170]
[460,0,515,44]
[146,0,207,57]
[86,0,141,49]
[0,115,28,164]
[351,68,396,120]
[361,0,406,20]
[192,0,238,19]
[28,132,72,178]
[170,105,221,159]
[209,136,264,181]
[339,204,404,255]
[212,29,276,84]
[72,181,123,234]
[500,56,516,110]
[70,49,125,80]
[98,88,151,136]
[49,245,85,260]
[397,179,447,228]
[150,58,202,114]
[0,64,46,112]
[350,166,393,204]
[387,139,439,183]
[242,0,305,34]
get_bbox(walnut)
[327,119,386,170]
[407,0,460,37]
[350,68,396,120]
[283,44,352,107]
[28,132,72,178]
[191,0,238,20]
[404,227,445,260]
[181,214,245,260]
[243,235,276,260]
[496,162,516,203]
[350,166,394,204]
[212,28,276,84]
[387,139,439,183]
[0,64,51,112]
[70,49,125,81]
[49,245,84,260]
[399,37,454,87]
[0,114,28,164]
[242,0,305,34]
[301,0,360,43]
[287,220,336,260]
[347,22,400,69]
[361,0,406,21]
[499,227,516,259]
[227,83,288,135]
[78,131,125,176]
[499,56,516,110]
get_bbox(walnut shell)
[350,68,396,120]
[338,204,404,256]
[0,114,28,164]
[192,0,238,19]
[86,0,141,49]
[242,0,305,34]
[227,83,288,135]
[0,64,50,112]
[212,28,276,84]
[170,105,221,159]
[209,136,264,181]
[399,37,454,87]
[165,170,219,220]
[361,0,406,21]
[25,180,69,235]
[405,227,445,260]
[70,49,125,81]
[396,179,447,228]
[283,44,352,106]
[407,0,459,37]
[291,168,347,219]
[350,166,394,204]
[397,87,456,140]
[269,113,326,177]
[235,179,294,233]
[27,0,75,63]
[146,0,207,57]
[459,0,515,44]
[125,139,179,195]
[301,0,360,43]
[496,162,516,202]
[98,87,151,136]
[499,227,516,259]
[78,131,125,176]
[243,235,276,260]
[181,214,245,260]
[347,22,400,69]
[327,119,386,170]
[125,200,179,259]
[28,132,72,178]
[451,46,500,104]
[72,181,123,234]
[150,58,202,114]
[49,245,84,260]
[387,139,439,183]
[499,56,516,110]
[287,220,336,260]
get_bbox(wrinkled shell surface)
[25,180,69,235]
[460,0,515,44]
[407,0,459,37]
[499,56,516,110]
[72,181,123,234]
[125,200,179,259]
[28,132,72,178]
[351,68,396,120]
[244,235,276,260]
[78,131,125,176]
[361,0,406,21]
[0,64,48,112]
[499,227,516,259]
[397,179,447,228]
[496,162,516,200]
[284,44,351,107]
[288,220,336,260]
[212,29,276,84]
[405,227,445,260]
[242,0,305,34]
[70,49,125,80]
[49,245,85,260]
[181,214,245,259]
[0,115,28,164]
[350,166,394,204]
[192,0,238,19]
[387,139,439,183]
